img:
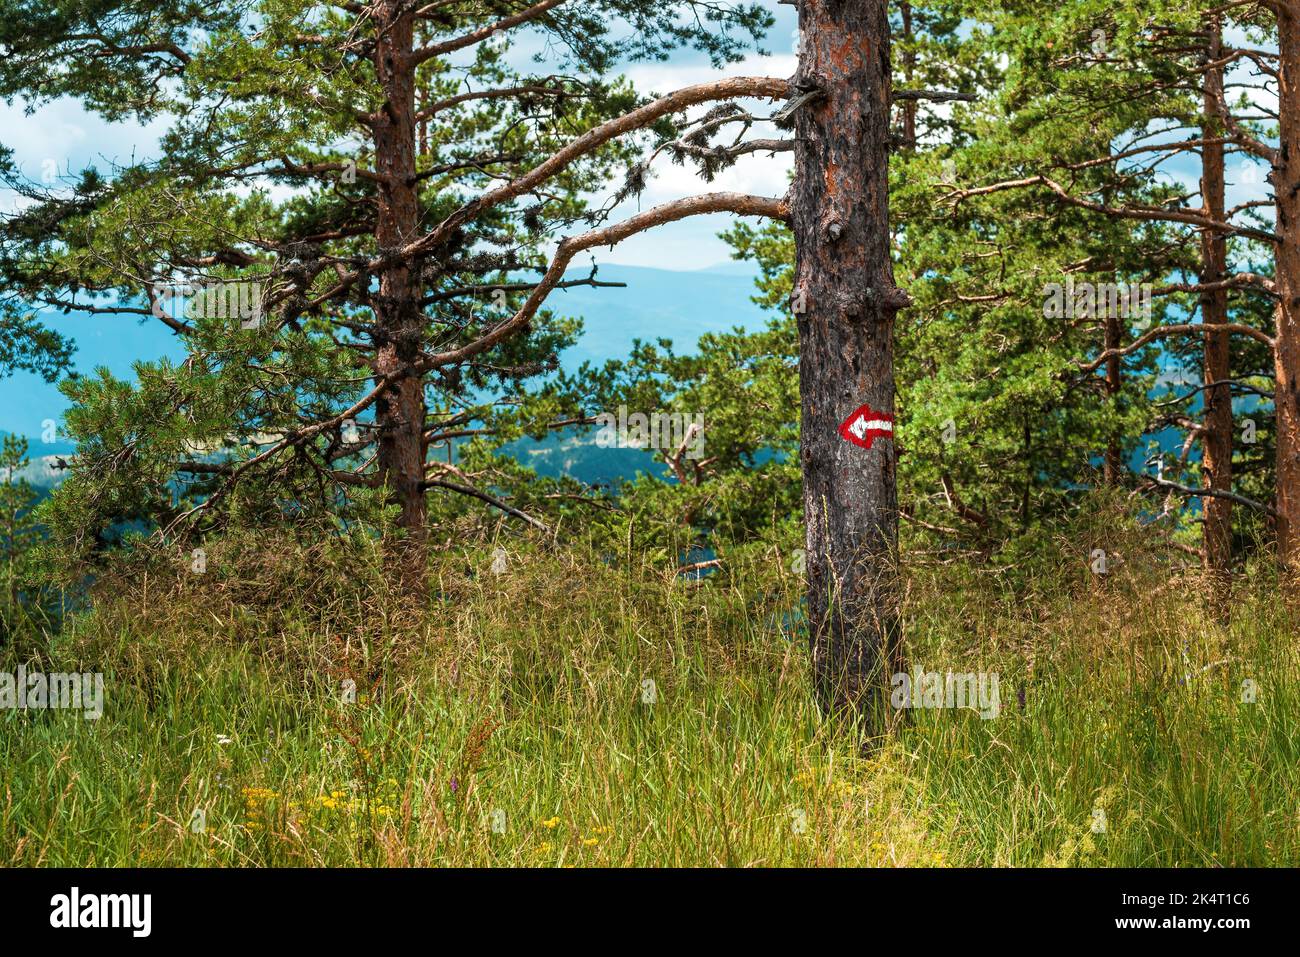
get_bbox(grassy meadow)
[2,505,1297,868]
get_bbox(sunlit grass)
[2,525,1296,866]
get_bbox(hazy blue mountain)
[1,263,1209,493]
[503,429,667,486]
[0,430,70,499]
[540,263,769,370]
[0,264,766,490]
[500,263,772,483]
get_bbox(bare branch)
[1076,322,1276,372]
[422,192,788,371]
[420,477,549,531]
[406,77,789,261]
[1155,377,1275,406]
[413,0,571,64]
[951,174,1278,244]
[892,89,976,102]
[414,84,569,122]
[1152,272,1277,297]
[1142,475,1279,518]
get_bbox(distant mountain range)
[540,263,771,369]
[502,430,672,485]
[0,431,71,495]
[6,264,1216,495]
[0,264,769,491]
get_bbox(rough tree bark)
[1200,13,1234,593]
[792,0,908,727]
[1274,5,1300,574]
[372,0,429,588]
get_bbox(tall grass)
[1,515,1296,866]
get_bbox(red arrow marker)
[837,402,895,450]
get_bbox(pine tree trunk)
[900,2,916,149]
[373,1,429,590]
[792,0,907,728]
[1201,14,1234,595]
[1274,7,1300,575]
[1103,310,1122,485]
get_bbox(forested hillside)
[0,0,1295,875]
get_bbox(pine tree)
[0,435,41,635]
[958,1,1291,585]
[0,0,782,590]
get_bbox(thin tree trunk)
[793,0,907,728]
[900,2,916,149]
[418,86,430,160]
[1103,309,1122,485]
[1200,13,1234,594]
[5,499,15,614]
[1274,7,1300,575]
[373,0,429,589]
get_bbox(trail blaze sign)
[837,402,894,451]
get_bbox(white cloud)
[0,97,167,214]
[575,49,796,268]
